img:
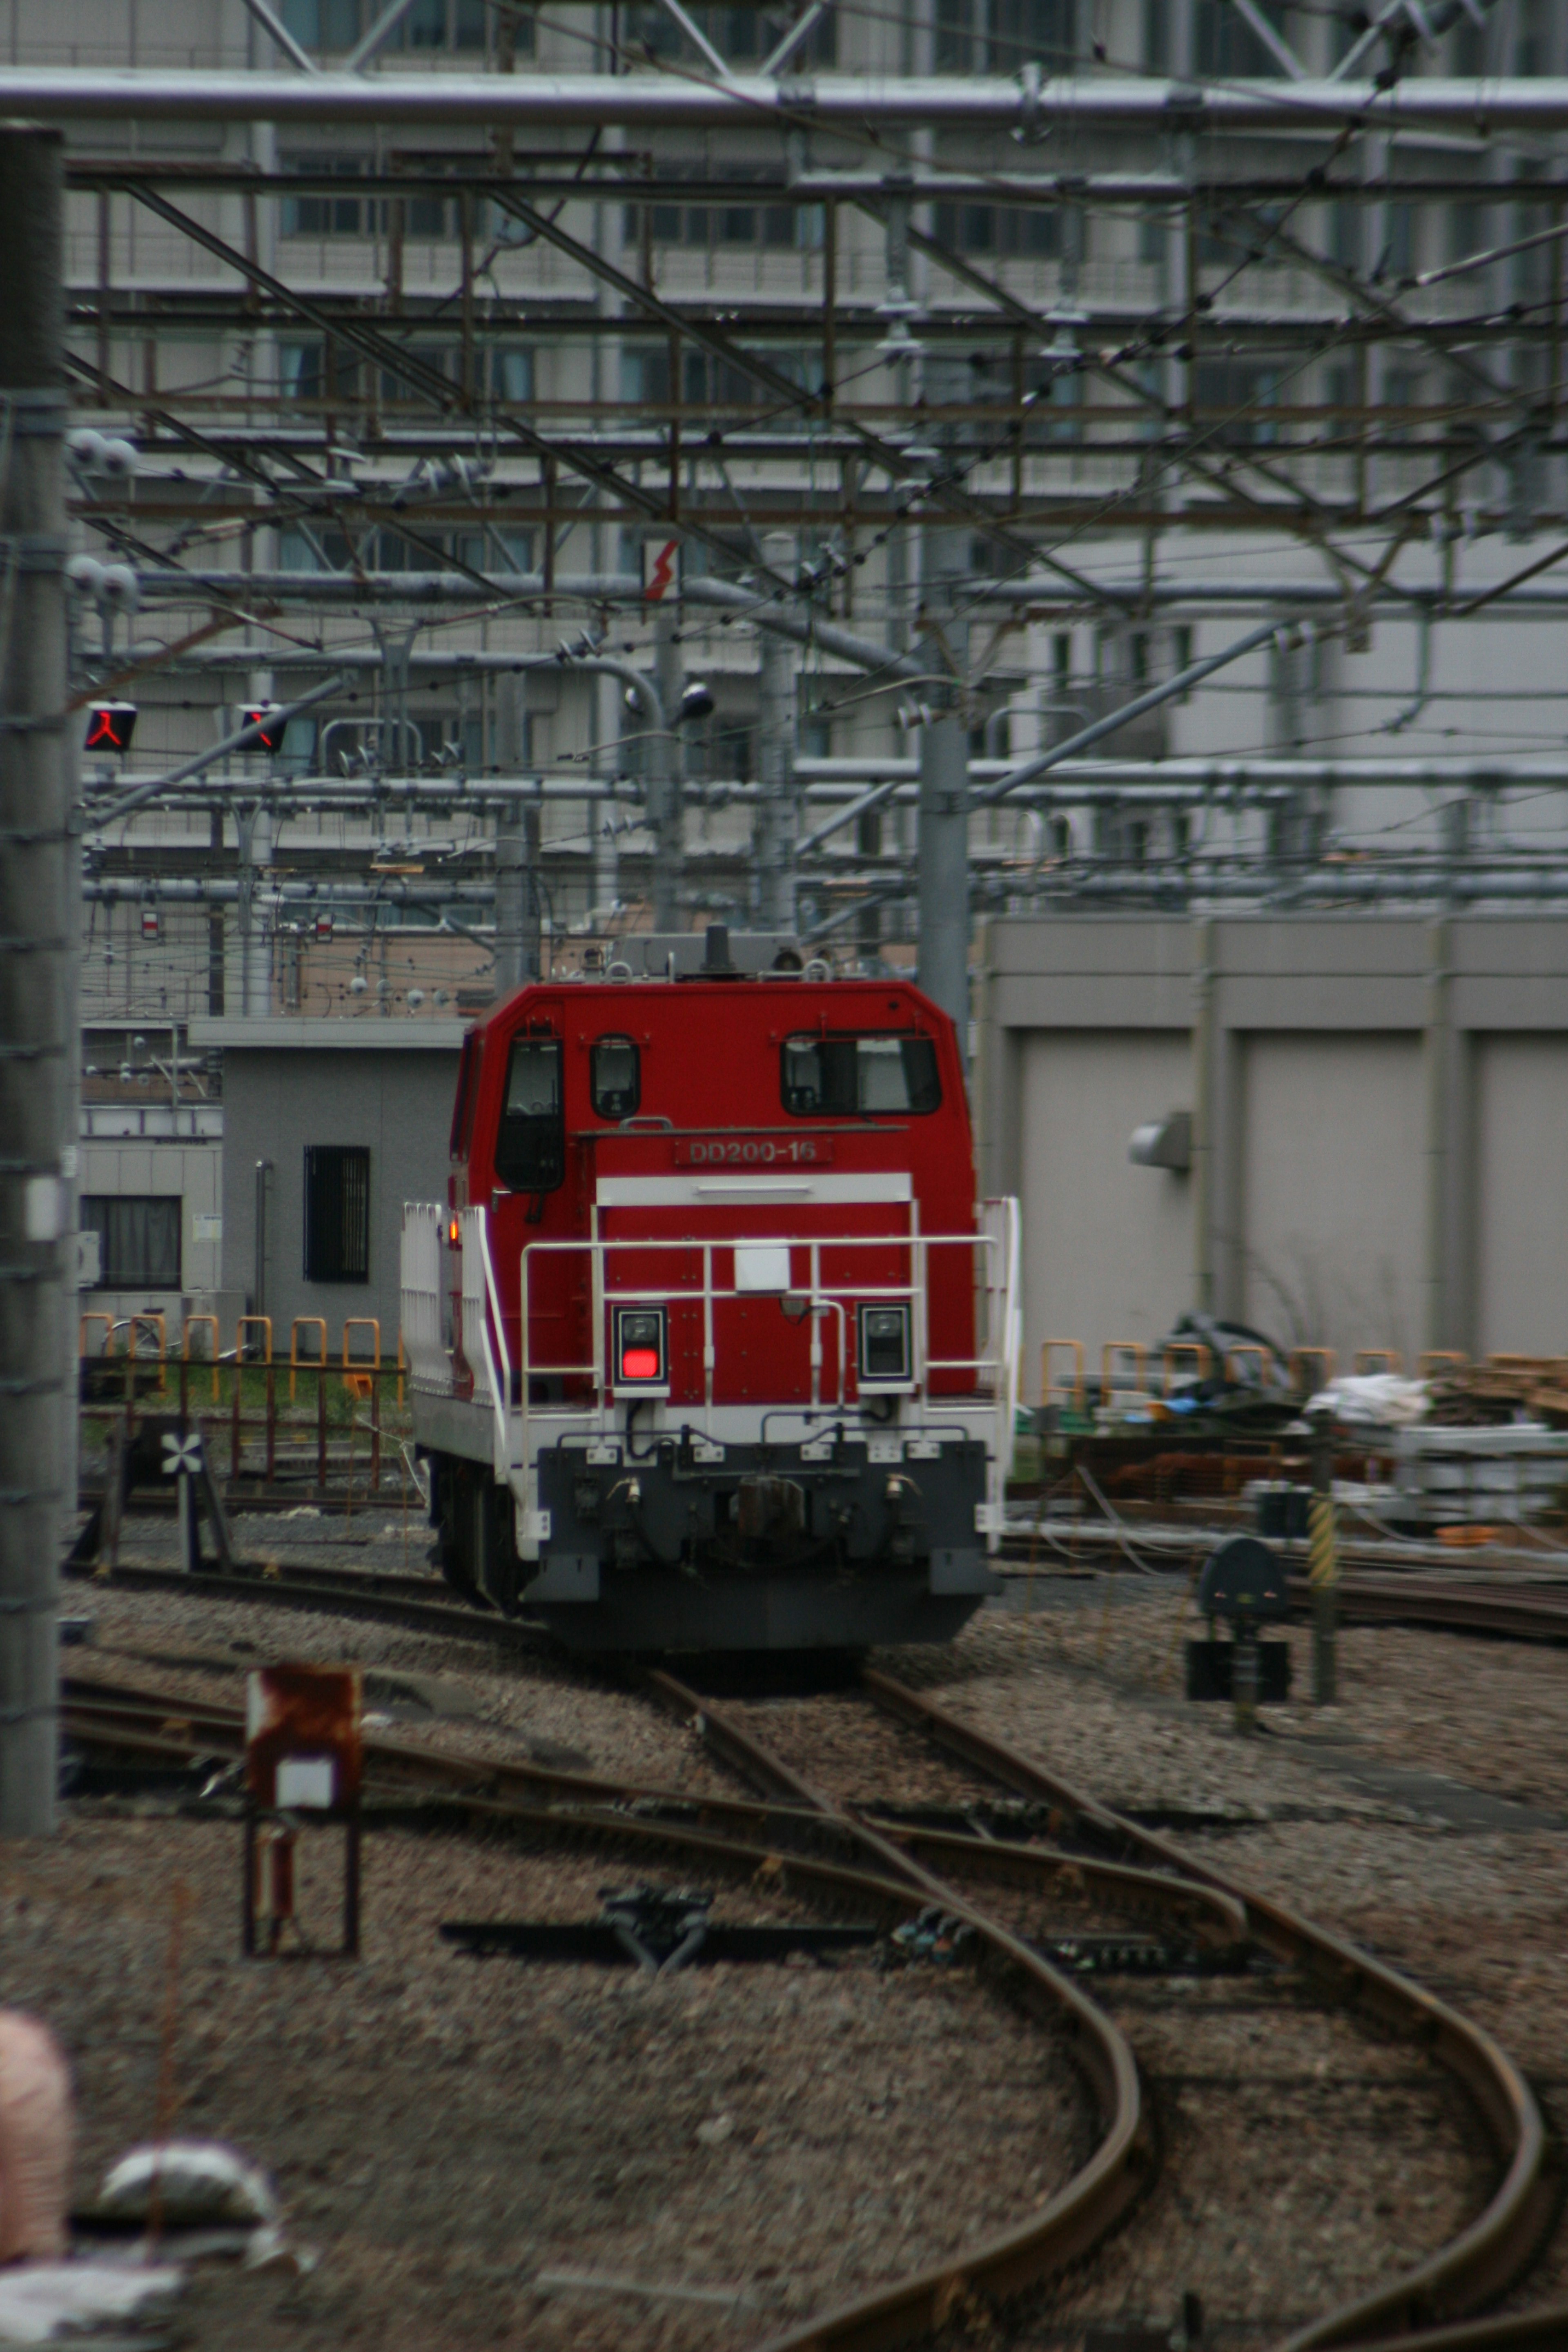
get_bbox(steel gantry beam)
[16,72,1568,130]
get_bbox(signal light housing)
[315,911,334,943]
[612,1304,668,1396]
[857,1302,913,1391]
[83,700,137,753]
[140,908,161,942]
[241,703,285,755]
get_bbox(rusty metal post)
[0,126,72,1835]
[1309,1403,1339,1706]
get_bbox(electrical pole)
[916,523,971,1042]
[650,609,682,931]
[0,126,71,1835]
[754,530,797,932]
[494,796,541,992]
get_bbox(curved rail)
[862,1669,1557,2352]
[642,1666,1153,2352]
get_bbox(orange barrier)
[343,1319,381,1401]
[289,1317,328,1404]
[1419,1351,1468,1379]
[1353,1349,1402,1376]
[1290,1347,1335,1394]
[78,1313,113,1359]
[237,1314,273,1365]
[1101,1341,1147,1396]
[1040,1338,1085,1412]
[182,1314,220,1404]
[1223,1343,1271,1389]
[1162,1341,1212,1394]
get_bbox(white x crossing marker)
[160,1431,204,1478]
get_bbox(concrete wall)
[981,915,1568,1390]
[192,1021,465,1356]
[1018,1031,1192,1368]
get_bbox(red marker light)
[242,704,285,754]
[140,909,161,942]
[84,700,137,753]
[447,1217,461,1246]
[612,1306,667,1388]
[315,911,333,943]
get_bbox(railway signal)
[83,700,137,753]
[241,703,285,754]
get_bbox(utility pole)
[494,794,541,992]
[916,523,971,1042]
[236,803,272,1016]
[0,126,71,1835]
[207,808,225,1014]
[650,609,682,931]
[753,530,797,932]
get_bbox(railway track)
[60,1620,1566,2352]
[60,1556,549,1650]
[67,1544,1568,1662]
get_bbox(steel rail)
[643,1665,1159,2352]
[65,1650,1556,2348]
[62,1669,1249,1948]
[62,1559,548,1648]
[1287,1575,1568,1644]
[862,1669,1558,2352]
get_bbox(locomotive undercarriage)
[423,1426,999,1652]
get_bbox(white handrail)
[460,1206,513,1479]
[516,1227,1010,1403]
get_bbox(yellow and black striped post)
[1308,1407,1339,1706]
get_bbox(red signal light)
[447,1217,461,1246]
[315,911,334,943]
[84,700,137,753]
[612,1306,667,1390]
[140,908,161,942]
[241,704,285,754]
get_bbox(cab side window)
[781,1033,941,1117]
[495,1034,564,1191]
[590,1036,640,1121]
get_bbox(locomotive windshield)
[780,1033,941,1118]
[495,1034,565,1192]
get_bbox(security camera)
[679,680,715,723]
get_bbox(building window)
[304,1147,371,1283]
[80,1197,181,1290]
[932,202,1062,261]
[937,0,1074,74]
[280,0,489,53]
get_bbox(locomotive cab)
[401,946,1019,1651]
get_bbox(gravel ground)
[36,1532,1568,2349]
[899,1573,1568,2347]
[1,1806,1089,2352]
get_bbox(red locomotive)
[401,929,1019,1650]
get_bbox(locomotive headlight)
[613,1305,669,1394]
[858,1303,912,1388]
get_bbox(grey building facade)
[979,917,1568,1389]
[191,1020,466,1360]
